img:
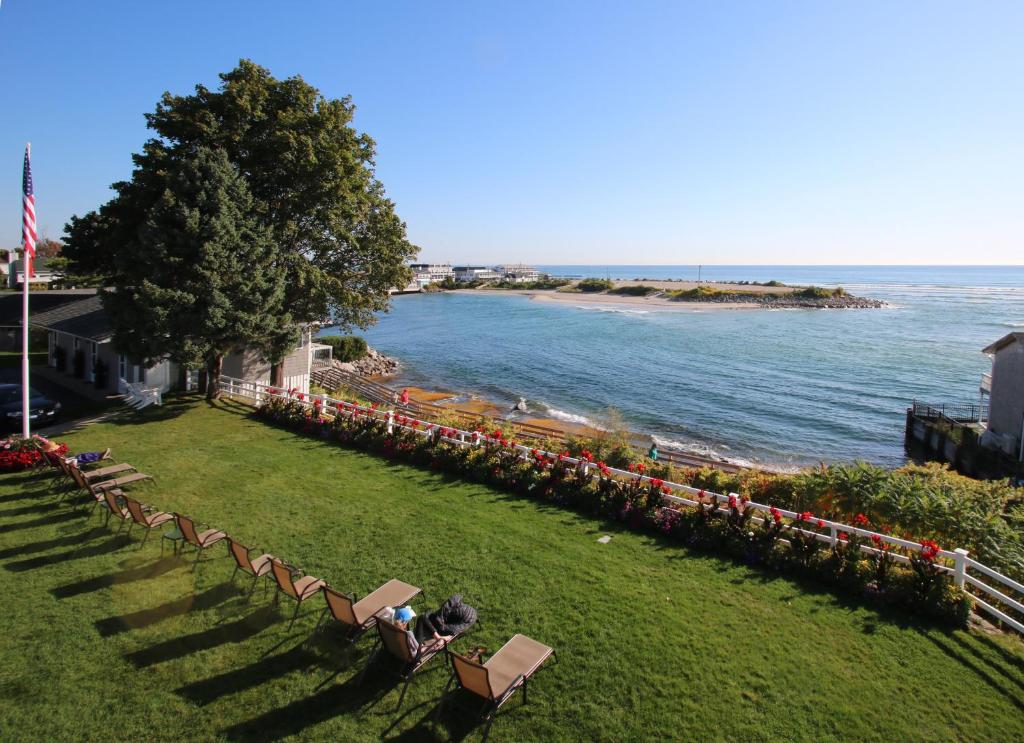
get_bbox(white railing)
[220,374,1024,636]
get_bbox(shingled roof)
[29,294,114,342]
[0,289,99,328]
[983,332,1024,355]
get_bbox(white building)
[409,263,454,284]
[453,266,500,283]
[495,264,540,283]
[980,332,1024,460]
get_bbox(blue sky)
[1,1,1021,265]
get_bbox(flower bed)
[254,396,973,627]
[0,436,68,473]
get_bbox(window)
[89,343,97,383]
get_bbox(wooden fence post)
[953,548,970,588]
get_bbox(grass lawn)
[0,396,1021,742]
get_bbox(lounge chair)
[175,514,227,568]
[228,539,276,595]
[270,559,327,629]
[443,635,557,742]
[316,579,422,646]
[123,497,174,547]
[361,615,466,709]
[68,464,153,515]
[102,489,131,531]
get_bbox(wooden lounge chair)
[123,497,174,547]
[361,615,466,710]
[270,559,327,629]
[316,579,422,646]
[444,635,557,742]
[174,514,227,568]
[68,461,153,506]
[228,539,276,595]
[102,489,131,531]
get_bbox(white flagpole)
[21,143,31,439]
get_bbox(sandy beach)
[452,287,763,311]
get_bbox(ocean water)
[325,266,1024,469]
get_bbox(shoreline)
[448,286,884,311]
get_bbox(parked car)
[0,384,61,430]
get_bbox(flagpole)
[21,143,31,439]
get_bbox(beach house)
[495,264,540,283]
[409,263,454,284]
[453,265,500,282]
[24,291,318,396]
[980,332,1024,460]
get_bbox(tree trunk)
[271,361,284,387]
[206,355,223,401]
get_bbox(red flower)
[838,532,849,541]
[651,478,664,489]
[919,539,941,561]
[817,519,826,528]
[636,463,646,473]
[728,494,738,509]
[853,513,869,527]
[661,486,671,495]
[870,534,882,545]
[769,506,782,524]
[627,463,636,473]
[296,393,305,401]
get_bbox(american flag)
[22,144,36,279]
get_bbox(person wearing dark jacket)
[413,594,478,643]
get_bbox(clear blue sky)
[1,1,1021,265]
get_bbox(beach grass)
[0,396,1021,741]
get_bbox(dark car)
[0,384,61,430]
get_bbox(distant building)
[495,264,540,283]
[409,263,454,284]
[980,332,1024,459]
[453,266,500,283]
[6,251,59,289]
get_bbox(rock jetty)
[682,294,887,309]
[331,347,399,376]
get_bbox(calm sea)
[324,266,1024,469]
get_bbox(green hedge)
[317,335,368,362]
[576,278,614,292]
[253,397,975,627]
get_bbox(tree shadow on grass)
[944,631,1024,695]
[51,554,184,599]
[95,581,239,637]
[921,631,1024,712]
[0,525,106,559]
[220,661,398,742]
[101,395,197,427]
[125,605,279,668]
[0,508,83,534]
[176,643,321,706]
[4,532,132,572]
[0,499,62,518]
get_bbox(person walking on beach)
[648,441,659,461]
[399,388,410,407]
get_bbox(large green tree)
[65,59,416,381]
[99,146,288,399]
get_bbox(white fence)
[220,375,1024,636]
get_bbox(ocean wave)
[573,305,651,315]
[651,435,800,473]
[1003,321,1024,328]
[540,404,598,427]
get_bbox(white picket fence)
[219,375,1024,636]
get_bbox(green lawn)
[0,397,1021,742]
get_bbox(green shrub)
[670,285,731,300]
[318,335,368,362]
[575,278,614,292]
[793,285,844,299]
[608,285,658,296]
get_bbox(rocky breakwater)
[331,347,399,376]
[746,294,886,309]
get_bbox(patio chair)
[123,497,174,547]
[228,539,276,595]
[316,579,422,646]
[361,615,466,710]
[68,464,153,515]
[270,559,327,630]
[174,514,228,568]
[442,635,557,742]
[102,489,131,532]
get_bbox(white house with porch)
[980,332,1024,460]
[29,292,322,396]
